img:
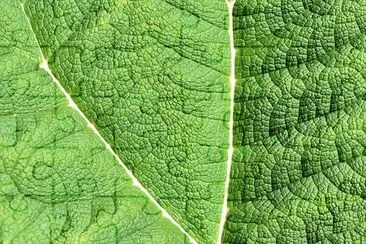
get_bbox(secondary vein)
[17,1,197,243]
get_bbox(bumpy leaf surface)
[3,0,366,243]
[0,0,190,243]
[1,0,230,243]
[224,0,366,243]
[23,0,231,242]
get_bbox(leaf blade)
[225,0,366,242]
[22,0,231,242]
[0,0,190,242]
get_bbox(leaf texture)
[0,0,190,243]
[3,0,366,243]
[21,0,231,242]
[1,0,230,243]
[224,0,366,243]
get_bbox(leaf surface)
[1,0,230,243]
[224,0,366,242]
[3,0,366,243]
[0,0,199,243]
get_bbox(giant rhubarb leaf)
[2,0,366,243]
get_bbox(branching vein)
[17,1,197,243]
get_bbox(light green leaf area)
[0,0,191,243]
[225,0,366,243]
[6,0,366,243]
[1,0,230,243]
[22,0,231,242]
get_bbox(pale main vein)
[18,1,197,243]
[217,0,236,243]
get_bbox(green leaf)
[3,0,366,243]
[0,0,192,243]
[224,0,366,243]
[1,0,230,243]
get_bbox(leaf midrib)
[217,1,236,244]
